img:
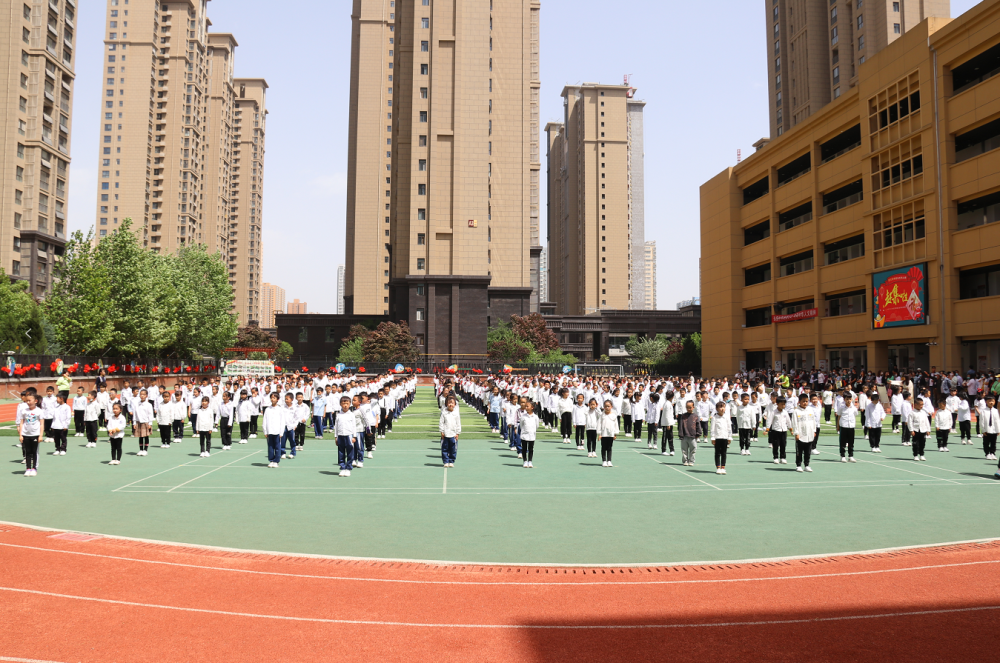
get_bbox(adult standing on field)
[55,362,72,401]
[94,368,108,392]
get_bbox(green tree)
[95,219,174,355]
[336,337,365,363]
[167,244,236,358]
[487,322,533,362]
[527,348,578,365]
[0,274,47,353]
[275,341,294,362]
[625,334,672,365]
[44,229,113,354]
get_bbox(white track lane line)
[856,458,962,484]
[0,657,69,663]
[166,452,259,493]
[2,542,999,586]
[632,449,722,490]
[112,458,202,492]
[0,586,997,629]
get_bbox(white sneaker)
[338,469,346,476]
[720,468,727,474]
[841,457,848,463]
[773,458,780,464]
[805,466,813,472]
[796,466,804,472]
[344,470,351,477]
[250,434,258,439]
[523,461,529,468]
[607,462,613,467]
[240,439,248,444]
[192,433,198,438]
[920,456,927,461]
[813,449,821,454]
[662,451,670,456]
[716,468,723,475]
[356,462,364,468]
[848,457,857,463]
[528,461,534,468]
[602,461,608,467]
[367,451,373,459]
[943,447,949,452]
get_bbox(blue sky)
[67,0,981,313]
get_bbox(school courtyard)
[1,387,998,662]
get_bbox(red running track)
[0,524,996,662]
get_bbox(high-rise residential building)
[385,0,541,358]
[93,0,265,324]
[337,265,346,314]
[230,78,267,324]
[260,282,285,329]
[538,245,548,304]
[702,2,1000,375]
[287,299,307,315]
[766,0,950,139]
[344,0,394,316]
[545,84,645,315]
[2,0,76,296]
[644,240,656,310]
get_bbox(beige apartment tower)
[766,0,950,139]
[545,84,645,315]
[260,282,285,329]
[344,0,395,316]
[287,299,307,315]
[94,0,265,323]
[644,240,656,310]
[385,0,541,358]
[1,0,76,296]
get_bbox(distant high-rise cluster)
[260,282,285,329]
[287,299,307,315]
[1,0,77,297]
[94,0,268,324]
[644,241,656,310]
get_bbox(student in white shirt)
[908,397,931,461]
[519,401,540,468]
[50,393,71,456]
[106,403,127,465]
[72,387,88,437]
[710,401,732,475]
[133,389,154,455]
[439,396,462,468]
[598,399,620,467]
[933,398,953,452]
[263,392,286,468]
[572,393,588,450]
[956,396,973,445]
[584,398,601,458]
[835,390,859,463]
[658,391,676,456]
[643,393,661,449]
[865,393,887,452]
[766,396,791,464]
[84,391,102,448]
[791,394,817,472]
[41,387,57,443]
[980,395,999,462]
[156,392,174,448]
[19,395,43,475]
[736,393,756,456]
[195,396,217,457]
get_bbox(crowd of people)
[434,368,1000,477]
[14,371,417,477]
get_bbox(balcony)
[822,179,863,215]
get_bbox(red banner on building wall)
[772,308,818,324]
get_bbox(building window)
[822,179,863,214]
[419,159,427,171]
[417,258,425,270]
[778,202,813,231]
[417,208,426,220]
[959,264,1000,299]
[893,2,900,10]
[858,35,865,51]
[745,306,771,328]
[957,191,1000,230]
[298,327,308,343]
[831,6,837,22]
[744,219,770,246]
[831,26,838,45]
[825,234,865,264]
[421,40,428,52]
[744,263,772,287]
[833,66,840,85]
[419,111,427,122]
[420,64,428,75]
[825,290,866,317]
[415,334,425,346]
[11,261,20,276]
[419,135,427,146]
[857,14,864,29]
[779,251,814,277]
[893,23,900,34]
[417,233,425,245]
[418,184,426,195]
[834,87,841,98]
[955,118,1000,163]
[416,308,425,321]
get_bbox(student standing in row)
[520,402,539,468]
[934,399,953,452]
[84,390,101,448]
[865,392,886,452]
[133,389,154,455]
[766,397,790,464]
[677,400,699,466]
[218,391,235,451]
[909,397,931,461]
[157,391,174,448]
[107,402,127,465]
[981,395,999,462]
[263,392,285,469]
[50,393,71,456]
[836,390,858,463]
[598,399,620,467]
[196,396,217,457]
[72,386,87,437]
[792,394,816,473]
[439,396,461,468]
[585,398,600,458]
[19,395,42,476]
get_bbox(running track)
[0,524,995,661]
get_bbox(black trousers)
[892,414,901,430]
[912,432,927,457]
[660,425,674,453]
[560,412,572,438]
[902,422,911,443]
[159,423,172,445]
[85,420,99,443]
[52,428,68,452]
[586,429,598,454]
[868,427,882,448]
[769,430,787,459]
[824,404,832,422]
[523,439,535,462]
[250,415,259,435]
[600,437,614,462]
[795,440,812,467]
[739,428,752,450]
[622,415,632,434]
[110,437,123,461]
[575,425,585,446]
[295,423,306,447]
[74,411,85,435]
[646,423,658,445]
[239,421,250,440]
[936,430,949,448]
[959,421,971,439]
[22,436,39,470]
[839,428,855,458]
[713,439,728,467]
[220,418,232,447]
[199,431,212,453]
[984,433,998,456]
[172,420,184,440]
[633,420,644,439]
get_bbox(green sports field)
[3,387,999,565]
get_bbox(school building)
[701,0,1000,377]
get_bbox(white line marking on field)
[442,467,447,494]
[1,585,998,628]
[112,459,203,492]
[0,656,69,663]
[856,458,962,484]
[633,449,722,490]
[166,452,259,493]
